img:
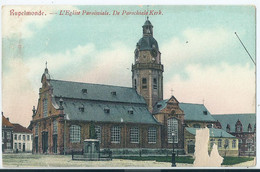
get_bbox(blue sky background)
[2,5,256,126]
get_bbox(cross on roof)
[45,61,48,68]
[170,88,174,96]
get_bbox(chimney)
[7,117,9,121]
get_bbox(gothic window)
[193,124,201,128]
[53,120,58,135]
[95,125,101,143]
[43,98,48,118]
[148,127,157,143]
[218,139,222,148]
[111,126,121,143]
[232,139,237,148]
[142,78,147,89]
[224,139,229,149]
[130,127,139,143]
[153,78,157,89]
[69,125,81,143]
[167,118,178,143]
[226,124,230,132]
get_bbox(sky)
[2,5,256,127]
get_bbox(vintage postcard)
[1,4,256,168]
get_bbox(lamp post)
[171,132,176,167]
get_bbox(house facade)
[2,114,13,153]
[213,114,256,156]
[13,123,33,153]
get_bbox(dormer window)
[104,107,110,114]
[79,104,84,112]
[111,91,117,96]
[82,89,88,94]
[203,111,207,115]
[226,124,230,132]
[157,104,162,108]
[248,124,252,132]
[128,108,134,115]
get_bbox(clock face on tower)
[150,49,157,57]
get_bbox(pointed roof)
[13,123,32,134]
[41,65,50,82]
[48,79,159,124]
[186,127,236,138]
[212,113,255,132]
[152,96,179,114]
[2,114,13,128]
[179,103,216,122]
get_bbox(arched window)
[232,139,236,148]
[53,120,57,135]
[69,125,81,143]
[167,118,178,143]
[43,98,48,117]
[35,123,39,136]
[111,126,121,143]
[148,127,157,143]
[218,139,222,148]
[130,127,139,143]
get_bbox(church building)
[29,18,238,156]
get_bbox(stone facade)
[153,96,185,151]
[132,18,163,112]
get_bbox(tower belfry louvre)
[132,17,164,112]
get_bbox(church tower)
[132,17,164,112]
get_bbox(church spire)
[142,17,153,36]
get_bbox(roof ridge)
[212,113,255,116]
[180,102,204,106]
[50,79,133,89]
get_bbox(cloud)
[161,27,233,65]
[2,41,133,126]
[164,62,255,114]
[2,6,78,38]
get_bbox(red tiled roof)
[2,115,13,127]
[13,123,32,133]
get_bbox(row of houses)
[2,114,33,153]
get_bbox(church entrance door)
[42,131,48,153]
[53,134,57,153]
[187,140,195,154]
[35,137,38,153]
